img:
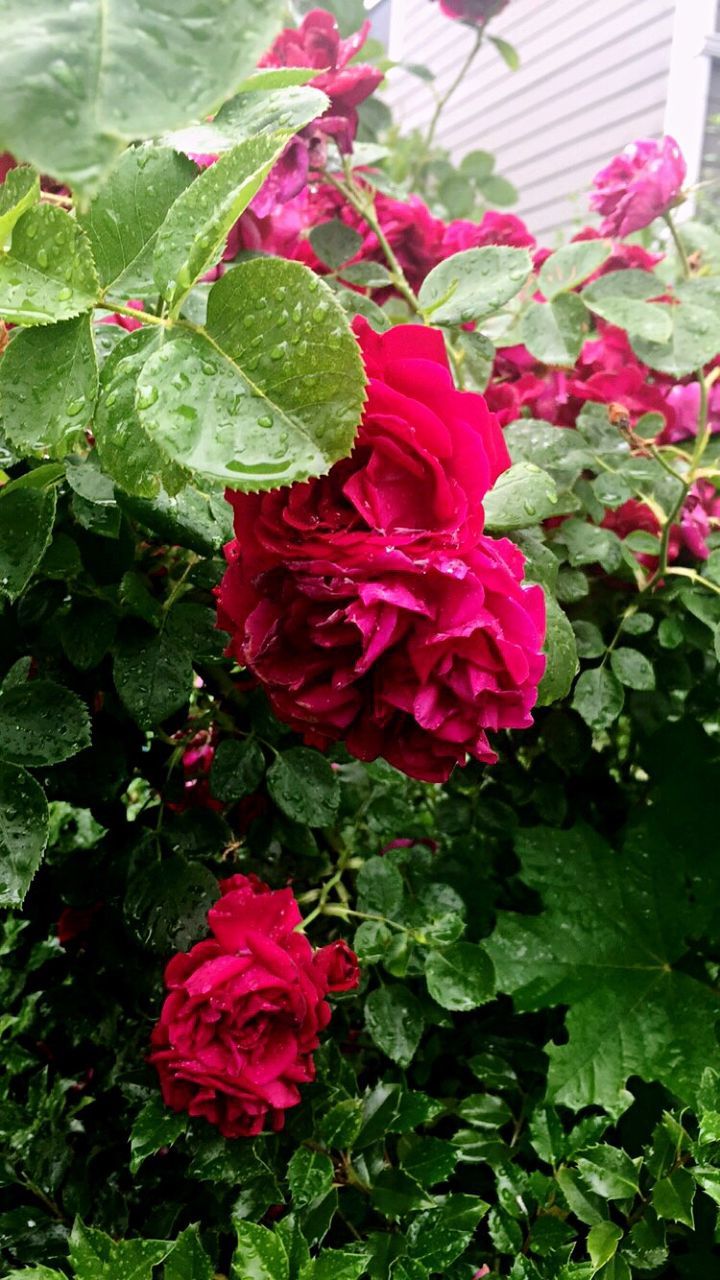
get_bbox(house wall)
[380,0,709,241]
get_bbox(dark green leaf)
[113,628,194,728]
[232,1221,289,1280]
[266,748,339,827]
[124,853,218,954]
[371,1169,433,1219]
[572,668,624,730]
[537,595,578,706]
[424,943,495,1011]
[356,856,404,919]
[309,220,363,269]
[365,986,424,1067]
[210,738,265,804]
[0,762,48,907]
[69,1219,172,1280]
[587,1221,622,1271]
[165,1225,214,1280]
[405,1194,488,1271]
[576,1147,641,1200]
[287,1148,334,1208]
[651,1167,695,1227]
[610,647,655,691]
[129,1097,188,1175]
[0,679,90,766]
[0,485,57,600]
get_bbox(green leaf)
[232,1221,289,1280]
[94,327,188,499]
[113,628,194,729]
[154,135,293,312]
[556,1168,607,1226]
[0,761,48,908]
[59,598,117,671]
[266,748,340,827]
[424,943,495,1011]
[128,1097,188,1175]
[69,1219,172,1280]
[287,1149,334,1208]
[365,985,424,1067]
[165,1226,213,1280]
[483,462,558,531]
[319,1099,364,1149]
[210,738,265,804]
[554,518,623,572]
[399,1136,459,1188]
[693,1165,720,1206]
[0,167,40,248]
[166,85,327,159]
[0,0,287,195]
[486,823,720,1115]
[117,483,233,554]
[631,301,720,377]
[0,679,90,766]
[406,1194,488,1272]
[372,1169,434,1219]
[537,595,578,706]
[572,667,624,731]
[418,247,532,325]
[136,259,365,491]
[78,144,197,296]
[0,484,57,600]
[124,853,218,953]
[478,174,518,206]
[610,647,655,691]
[582,270,671,344]
[0,316,98,456]
[576,1147,641,1200]
[460,150,495,180]
[522,295,589,365]
[458,1093,512,1129]
[356,856,404,919]
[312,1249,370,1280]
[488,34,520,70]
[448,328,495,392]
[539,242,610,299]
[0,204,98,325]
[309,220,363,270]
[651,1167,695,1227]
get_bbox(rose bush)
[1,4,720,1280]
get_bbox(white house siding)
[382,0,682,241]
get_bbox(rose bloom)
[589,136,686,237]
[150,874,358,1138]
[225,319,510,562]
[435,0,509,25]
[219,539,545,783]
[442,211,536,256]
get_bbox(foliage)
[0,2,720,1279]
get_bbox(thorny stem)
[321,165,421,315]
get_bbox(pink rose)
[589,136,686,236]
[150,874,357,1138]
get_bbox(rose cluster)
[219,320,546,783]
[150,874,358,1137]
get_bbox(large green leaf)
[424,943,495,1012]
[113,627,194,729]
[165,1226,214,1280]
[486,823,720,1116]
[521,295,589,365]
[536,593,578,706]
[136,259,365,490]
[153,135,296,313]
[0,316,98,456]
[232,1222,289,1280]
[165,85,327,159]
[0,0,286,195]
[69,1219,172,1280]
[128,1097,188,1176]
[418,247,531,325]
[0,484,57,600]
[0,761,48,908]
[538,241,610,300]
[365,986,424,1067]
[0,204,98,325]
[483,462,559,531]
[78,145,197,296]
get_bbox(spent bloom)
[434,0,509,25]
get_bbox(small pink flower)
[589,136,686,236]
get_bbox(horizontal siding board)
[383,0,674,237]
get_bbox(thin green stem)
[422,29,483,158]
[94,301,169,327]
[162,553,200,615]
[663,211,691,277]
[322,166,421,315]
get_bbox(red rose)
[314,938,360,992]
[435,0,508,25]
[442,211,536,256]
[149,875,357,1138]
[224,318,509,564]
[219,539,545,784]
